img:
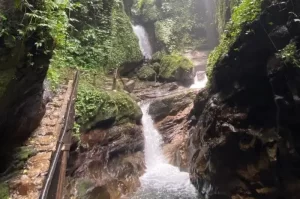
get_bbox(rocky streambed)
[65,80,200,199]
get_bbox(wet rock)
[147,89,197,170]
[149,90,196,122]
[124,80,136,93]
[168,82,179,91]
[67,122,145,198]
[82,123,144,158]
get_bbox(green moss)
[207,0,262,80]
[75,179,94,199]
[159,53,193,79]
[0,182,9,199]
[277,42,300,67]
[75,82,142,132]
[0,68,15,98]
[137,65,157,80]
[14,146,36,161]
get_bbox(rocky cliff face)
[0,0,54,171]
[189,0,300,199]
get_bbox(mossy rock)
[0,182,9,199]
[76,84,142,131]
[158,53,194,84]
[137,65,157,80]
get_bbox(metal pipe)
[39,71,79,199]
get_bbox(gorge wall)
[0,0,55,162]
[189,0,300,199]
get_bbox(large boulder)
[158,53,194,85]
[149,90,196,122]
[76,89,143,132]
[189,1,300,199]
[137,64,157,81]
[68,86,145,198]
[66,123,145,199]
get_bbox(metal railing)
[39,71,79,199]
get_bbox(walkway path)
[8,81,74,199]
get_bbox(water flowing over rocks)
[129,103,198,199]
[148,90,198,170]
[189,1,300,199]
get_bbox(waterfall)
[131,103,198,199]
[190,71,208,89]
[132,25,153,60]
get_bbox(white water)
[132,25,153,60]
[131,104,198,199]
[190,71,208,89]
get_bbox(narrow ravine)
[130,103,198,199]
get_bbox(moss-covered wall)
[65,0,142,70]
[109,1,143,67]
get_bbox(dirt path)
[8,81,74,199]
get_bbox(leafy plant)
[277,42,300,67]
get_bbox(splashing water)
[132,25,153,60]
[190,71,208,89]
[131,103,198,199]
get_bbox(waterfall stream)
[132,25,153,59]
[131,103,198,199]
[190,71,208,89]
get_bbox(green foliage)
[155,19,176,51]
[0,182,9,199]
[14,0,71,50]
[159,53,193,79]
[54,0,142,71]
[277,42,300,67]
[207,0,262,80]
[132,0,207,51]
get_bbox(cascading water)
[190,71,208,89]
[132,25,153,59]
[131,103,198,199]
